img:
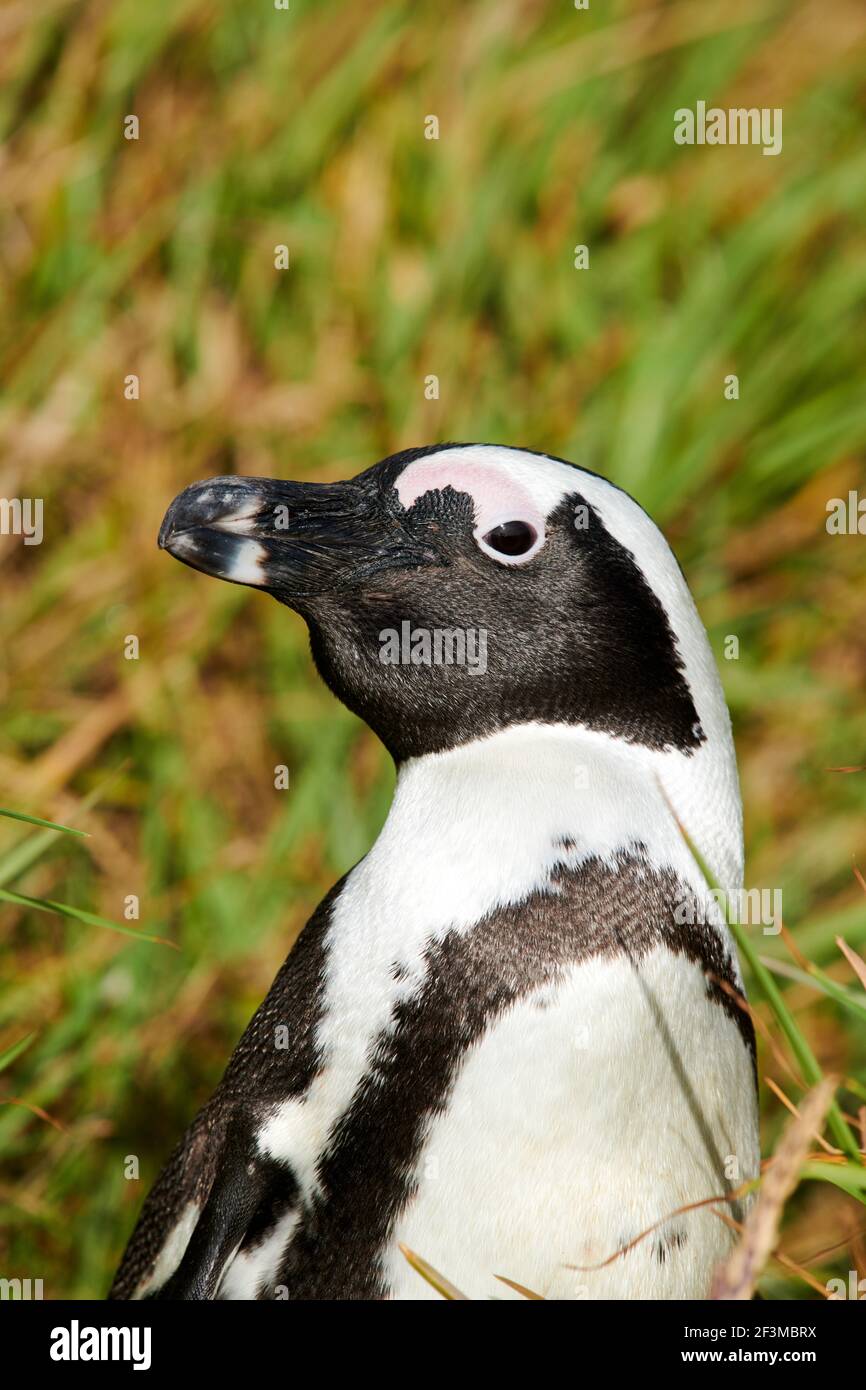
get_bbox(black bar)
[3,1296,855,1376]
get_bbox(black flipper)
[108,1100,225,1299]
[153,1115,291,1300]
[109,879,344,1299]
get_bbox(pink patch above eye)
[395,459,545,542]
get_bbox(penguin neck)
[387,722,741,902]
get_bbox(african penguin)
[111,443,759,1301]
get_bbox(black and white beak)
[158,475,439,600]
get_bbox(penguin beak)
[159,475,437,599]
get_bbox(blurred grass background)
[1,0,865,1298]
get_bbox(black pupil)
[483,520,536,556]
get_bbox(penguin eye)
[481,520,537,557]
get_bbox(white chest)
[238,726,755,1300]
[387,944,758,1299]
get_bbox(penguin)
[110,443,759,1301]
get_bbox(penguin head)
[160,443,741,880]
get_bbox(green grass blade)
[0,808,88,837]
[0,1032,36,1074]
[759,957,866,1027]
[730,918,862,1165]
[665,797,863,1166]
[0,766,127,889]
[800,1162,866,1198]
[0,887,177,949]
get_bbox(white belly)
[386,945,758,1300]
